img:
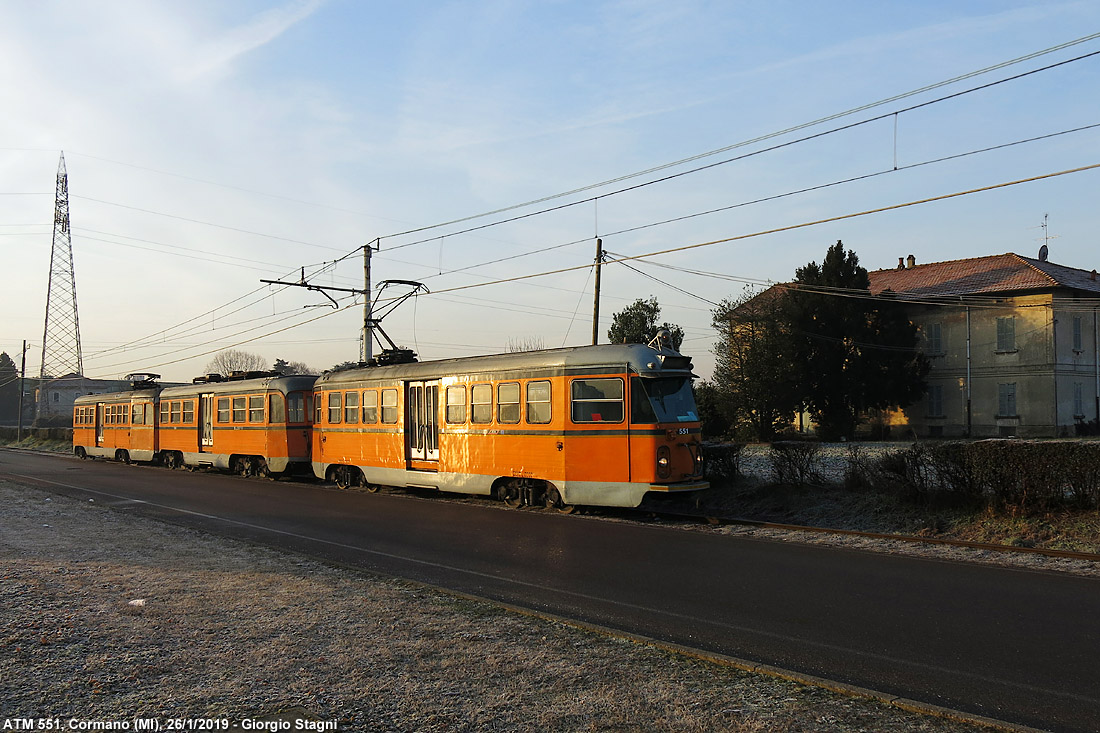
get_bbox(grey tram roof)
[316,343,696,388]
[159,374,318,398]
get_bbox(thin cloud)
[184,0,326,81]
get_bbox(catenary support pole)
[591,238,603,346]
[17,340,26,441]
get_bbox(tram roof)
[316,343,695,386]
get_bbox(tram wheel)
[500,480,524,508]
[546,486,577,514]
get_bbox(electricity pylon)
[39,152,83,382]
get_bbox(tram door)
[95,403,105,445]
[406,381,440,463]
[199,394,214,451]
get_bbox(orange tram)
[73,373,316,476]
[72,343,708,509]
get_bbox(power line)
[70,194,347,252]
[376,33,1100,245]
[416,162,1100,298]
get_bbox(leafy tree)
[204,349,268,377]
[607,297,684,350]
[0,352,19,422]
[272,358,316,375]
[783,240,929,439]
[710,286,798,441]
[330,360,362,372]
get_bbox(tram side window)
[160,402,170,424]
[362,390,378,424]
[232,397,247,423]
[381,389,398,424]
[131,403,143,425]
[498,383,520,424]
[314,392,322,424]
[328,392,342,424]
[270,393,286,424]
[217,398,231,423]
[344,391,359,424]
[183,400,195,424]
[249,395,264,423]
[170,401,182,424]
[571,378,624,423]
[287,392,305,423]
[526,381,551,424]
[471,384,492,424]
[445,386,466,424]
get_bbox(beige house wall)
[899,294,1100,438]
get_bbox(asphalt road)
[4,448,1098,732]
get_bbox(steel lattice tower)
[39,152,83,381]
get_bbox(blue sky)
[3,0,1099,381]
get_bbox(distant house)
[34,373,131,426]
[869,252,1100,438]
[727,251,1100,439]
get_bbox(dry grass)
[0,479,990,732]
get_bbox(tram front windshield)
[631,377,698,424]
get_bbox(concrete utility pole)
[362,241,376,363]
[590,238,603,346]
[17,340,27,441]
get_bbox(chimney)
[906,254,916,269]
[897,257,905,270]
[1091,269,1097,281]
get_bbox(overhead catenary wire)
[374,32,1100,244]
[409,162,1100,298]
[383,121,1100,293]
[381,46,1100,255]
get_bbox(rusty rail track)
[648,509,1100,562]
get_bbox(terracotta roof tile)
[868,253,1100,297]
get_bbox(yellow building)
[870,253,1100,438]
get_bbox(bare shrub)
[768,441,821,487]
[702,443,744,484]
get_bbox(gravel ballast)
[0,477,1002,732]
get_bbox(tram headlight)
[656,445,671,479]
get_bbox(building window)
[997,383,1017,417]
[445,386,466,424]
[1074,382,1085,418]
[927,385,944,417]
[996,316,1016,352]
[1073,316,1083,352]
[471,384,492,424]
[362,390,378,424]
[497,383,520,424]
[927,322,943,354]
[571,378,624,423]
[526,381,551,424]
